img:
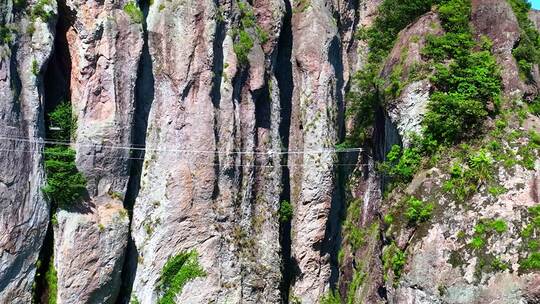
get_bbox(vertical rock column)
[0,1,56,303]
[288,0,343,301]
[51,1,143,303]
[131,0,286,303]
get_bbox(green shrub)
[383,242,407,282]
[233,30,253,65]
[379,144,422,183]
[320,290,341,304]
[530,99,540,115]
[0,25,13,44]
[124,1,144,24]
[31,0,54,22]
[437,0,471,32]
[469,236,485,249]
[48,102,74,141]
[520,252,540,270]
[507,0,540,81]
[405,197,433,225]
[158,251,206,304]
[279,200,293,222]
[231,1,267,65]
[42,147,87,208]
[421,0,502,144]
[32,59,39,75]
[42,103,86,209]
[45,258,57,304]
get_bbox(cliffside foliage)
[279,200,293,222]
[42,102,86,209]
[423,0,502,144]
[231,1,268,65]
[124,1,144,24]
[157,251,205,304]
[507,0,540,81]
[346,0,439,145]
[45,258,57,304]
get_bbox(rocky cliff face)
[52,0,142,302]
[1,0,540,303]
[0,1,54,302]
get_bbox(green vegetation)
[379,144,422,184]
[158,251,205,304]
[32,59,39,75]
[231,1,268,65]
[520,206,540,271]
[469,218,507,249]
[404,197,433,225]
[233,30,253,65]
[346,268,366,304]
[382,242,406,282]
[342,199,367,251]
[42,102,87,209]
[31,0,54,22]
[422,0,501,144]
[279,200,293,222]
[320,290,341,304]
[123,1,144,24]
[344,0,438,147]
[45,258,57,304]
[443,148,497,202]
[507,0,540,81]
[0,25,13,45]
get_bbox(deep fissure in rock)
[33,4,72,303]
[275,0,294,300]
[117,0,154,302]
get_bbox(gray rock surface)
[131,1,285,303]
[0,1,56,302]
[52,1,143,302]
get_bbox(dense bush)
[507,0,540,81]
[158,251,205,304]
[379,144,422,184]
[42,102,86,209]
[359,0,441,65]
[42,147,87,208]
[422,0,502,144]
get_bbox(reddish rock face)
[0,3,55,303]
[2,0,540,303]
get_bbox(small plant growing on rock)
[31,0,54,22]
[405,197,433,226]
[124,1,144,24]
[31,59,39,75]
[383,242,406,283]
[158,250,206,304]
[279,200,293,222]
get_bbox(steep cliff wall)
[0,1,55,302]
[1,0,540,303]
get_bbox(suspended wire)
[0,135,364,155]
[0,146,367,168]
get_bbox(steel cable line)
[0,135,364,155]
[0,147,367,168]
